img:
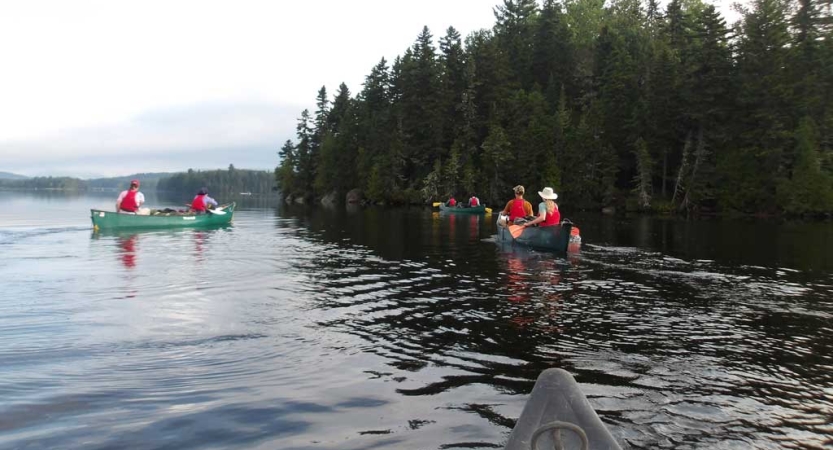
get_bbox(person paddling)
[191,188,218,214]
[467,193,481,208]
[116,180,145,214]
[502,185,533,224]
[522,187,561,228]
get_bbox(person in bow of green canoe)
[116,179,146,214]
[190,187,218,214]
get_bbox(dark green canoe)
[497,221,573,252]
[91,203,235,231]
[439,204,488,214]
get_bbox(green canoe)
[497,220,573,252]
[91,203,235,231]
[439,204,488,214]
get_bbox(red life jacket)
[449,198,457,206]
[120,190,139,212]
[470,197,480,207]
[542,205,561,227]
[191,194,207,211]
[509,199,526,221]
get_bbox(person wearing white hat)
[522,187,561,228]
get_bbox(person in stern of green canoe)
[190,188,219,214]
[502,185,534,224]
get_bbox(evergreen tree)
[724,0,792,212]
[776,117,833,214]
[632,137,653,209]
[439,26,466,149]
[533,0,575,101]
[294,109,315,196]
[493,0,539,89]
[481,122,512,202]
[398,27,443,184]
[276,139,297,194]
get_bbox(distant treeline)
[276,0,833,216]
[87,173,171,191]
[0,177,88,191]
[0,167,275,195]
[156,166,275,196]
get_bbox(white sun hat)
[538,187,558,200]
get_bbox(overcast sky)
[0,0,739,178]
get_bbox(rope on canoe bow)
[530,421,589,450]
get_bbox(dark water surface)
[1,192,832,449]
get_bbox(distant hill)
[0,168,275,195]
[0,172,29,180]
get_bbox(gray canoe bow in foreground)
[504,369,622,450]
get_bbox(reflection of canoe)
[497,221,573,252]
[505,369,622,450]
[439,204,487,214]
[91,203,235,231]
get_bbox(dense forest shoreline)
[276,0,833,217]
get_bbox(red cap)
[130,179,140,187]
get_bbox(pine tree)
[439,26,466,150]
[726,0,793,212]
[276,139,297,194]
[493,0,539,89]
[398,27,442,184]
[294,109,315,196]
[481,122,512,202]
[791,0,826,121]
[632,137,653,209]
[776,117,833,214]
[533,0,574,100]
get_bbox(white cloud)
[0,0,497,142]
[0,101,298,176]
[0,0,744,177]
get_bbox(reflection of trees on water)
[272,206,582,397]
[271,206,833,446]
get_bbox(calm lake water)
[1,191,832,449]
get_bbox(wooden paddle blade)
[432,202,442,207]
[484,207,492,214]
[508,225,525,239]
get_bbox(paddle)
[485,207,492,214]
[508,224,525,239]
[432,202,442,207]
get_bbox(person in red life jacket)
[523,187,561,228]
[467,193,480,207]
[446,197,457,207]
[501,185,534,223]
[116,180,145,213]
[191,187,218,213]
